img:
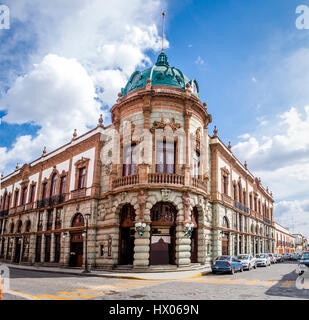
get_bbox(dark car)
[211,255,243,275]
[298,252,309,275]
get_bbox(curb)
[6,265,211,281]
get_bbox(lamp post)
[82,213,91,274]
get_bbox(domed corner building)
[0,51,276,272]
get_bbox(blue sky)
[0,0,309,236]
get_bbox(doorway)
[69,232,83,267]
[150,202,176,265]
[190,207,198,263]
[118,204,135,265]
[222,233,229,255]
[35,236,42,262]
[14,238,21,263]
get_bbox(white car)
[255,253,271,267]
[267,253,277,264]
[237,254,257,271]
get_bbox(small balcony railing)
[192,177,208,192]
[37,194,66,209]
[0,209,8,217]
[71,188,87,200]
[234,200,249,214]
[148,173,184,185]
[113,175,139,189]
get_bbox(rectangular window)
[192,150,200,179]
[14,190,19,208]
[123,144,136,176]
[55,208,62,229]
[30,185,36,203]
[223,175,228,195]
[156,140,176,174]
[42,183,47,200]
[47,210,53,230]
[22,187,27,205]
[78,167,86,189]
[38,212,44,231]
[60,176,66,195]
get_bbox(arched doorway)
[190,207,198,263]
[221,216,229,255]
[69,213,84,268]
[118,204,135,265]
[150,202,176,265]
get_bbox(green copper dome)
[121,52,200,99]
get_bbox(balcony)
[37,194,66,209]
[113,175,139,189]
[148,173,184,185]
[71,188,86,200]
[0,210,8,217]
[263,217,271,224]
[234,200,249,214]
[191,177,208,193]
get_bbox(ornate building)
[0,51,276,271]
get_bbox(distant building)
[274,222,296,254]
[292,234,308,253]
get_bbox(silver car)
[237,254,257,271]
[255,253,271,267]
[268,253,277,264]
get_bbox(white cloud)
[251,77,257,83]
[194,56,205,65]
[275,200,309,238]
[0,0,166,174]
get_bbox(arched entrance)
[118,204,135,265]
[221,216,229,255]
[190,207,198,263]
[69,213,84,268]
[150,202,176,265]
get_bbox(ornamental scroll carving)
[150,116,181,133]
[182,191,191,223]
[138,190,148,222]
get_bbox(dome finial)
[162,11,166,53]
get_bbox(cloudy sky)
[0,0,309,237]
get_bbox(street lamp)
[82,213,91,274]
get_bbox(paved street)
[2,261,309,300]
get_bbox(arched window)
[151,202,176,225]
[50,174,57,197]
[25,220,31,232]
[71,213,84,227]
[10,222,15,234]
[17,220,22,233]
[238,182,242,203]
[222,216,229,228]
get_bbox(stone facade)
[0,52,277,272]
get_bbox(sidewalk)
[1,263,211,281]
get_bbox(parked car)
[291,253,300,261]
[275,254,283,263]
[237,254,257,270]
[211,255,244,274]
[297,252,309,275]
[283,253,292,261]
[268,253,277,264]
[255,253,271,267]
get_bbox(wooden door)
[54,235,61,263]
[119,227,135,265]
[35,236,42,262]
[14,239,21,263]
[222,234,228,255]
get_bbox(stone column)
[213,230,221,258]
[134,194,150,268]
[19,237,24,263]
[40,234,45,263]
[11,238,16,263]
[86,228,96,270]
[183,109,192,186]
[3,237,8,259]
[29,234,36,264]
[50,233,55,263]
[62,232,70,267]
[175,223,191,266]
